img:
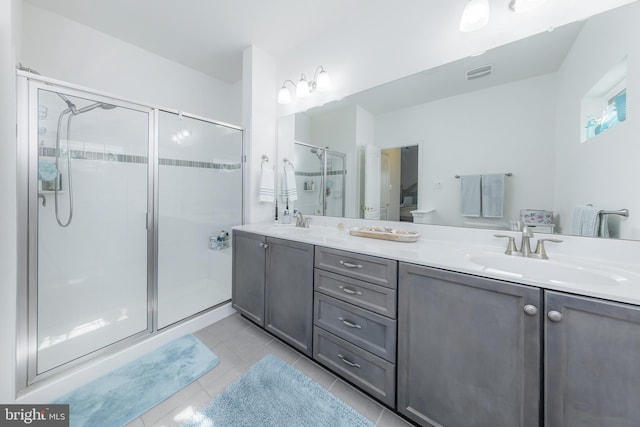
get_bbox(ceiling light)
[277,66,332,104]
[459,0,490,32]
[509,0,548,13]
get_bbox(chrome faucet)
[295,211,310,228]
[495,226,562,260]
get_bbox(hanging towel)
[258,165,275,203]
[481,174,505,218]
[571,205,601,237]
[599,213,610,238]
[460,175,481,217]
[281,164,298,202]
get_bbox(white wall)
[242,45,278,224]
[554,1,640,239]
[375,73,557,229]
[21,3,241,124]
[0,0,21,404]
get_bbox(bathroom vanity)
[231,221,640,427]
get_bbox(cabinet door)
[231,231,266,326]
[545,291,640,427]
[398,263,541,427]
[265,237,314,356]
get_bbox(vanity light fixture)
[459,0,490,32]
[278,66,332,104]
[460,0,550,32]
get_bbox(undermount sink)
[469,254,627,287]
[267,225,313,236]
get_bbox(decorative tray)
[349,226,420,242]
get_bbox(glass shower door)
[157,112,243,328]
[33,86,151,376]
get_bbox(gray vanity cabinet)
[397,263,541,427]
[232,230,314,356]
[265,237,314,357]
[232,230,266,326]
[545,291,640,427]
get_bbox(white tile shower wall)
[37,160,149,373]
[157,165,240,328]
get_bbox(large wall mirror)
[277,1,639,240]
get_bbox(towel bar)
[455,172,512,179]
[586,204,629,217]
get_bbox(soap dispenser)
[282,201,291,224]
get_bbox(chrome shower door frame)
[19,76,156,386]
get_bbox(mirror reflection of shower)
[52,97,116,227]
[292,141,346,217]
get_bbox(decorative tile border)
[295,170,346,177]
[40,147,241,170]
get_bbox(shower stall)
[291,141,346,217]
[17,73,243,386]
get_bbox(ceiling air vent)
[466,65,493,80]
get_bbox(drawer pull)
[339,260,363,269]
[338,317,362,329]
[339,285,362,295]
[338,354,361,369]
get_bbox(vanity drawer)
[314,327,396,407]
[314,293,396,363]
[315,247,397,289]
[314,269,397,319]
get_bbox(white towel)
[258,165,275,203]
[281,165,298,202]
[571,205,600,237]
[599,213,610,238]
[460,175,481,217]
[481,174,505,218]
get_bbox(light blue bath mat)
[54,334,219,427]
[184,354,374,427]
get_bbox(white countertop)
[234,217,640,306]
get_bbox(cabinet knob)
[258,242,269,249]
[523,305,538,316]
[547,311,563,322]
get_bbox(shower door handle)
[38,193,46,207]
[146,212,150,230]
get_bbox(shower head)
[310,147,325,160]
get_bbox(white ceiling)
[23,0,372,83]
[23,0,639,88]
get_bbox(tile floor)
[124,312,414,427]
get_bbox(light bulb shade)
[296,76,310,98]
[278,86,292,104]
[459,0,490,32]
[510,0,548,13]
[316,69,332,91]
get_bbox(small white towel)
[258,165,275,203]
[281,165,298,202]
[481,174,505,218]
[571,205,600,237]
[599,213,610,238]
[460,175,481,217]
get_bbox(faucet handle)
[534,238,563,260]
[521,225,534,238]
[494,234,518,255]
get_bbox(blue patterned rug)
[54,334,219,427]
[184,354,374,427]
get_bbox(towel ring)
[261,154,271,170]
[283,158,295,170]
